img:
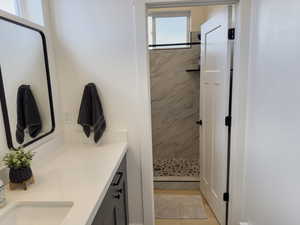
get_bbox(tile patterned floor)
[155,190,220,225]
[153,159,200,177]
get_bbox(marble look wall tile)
[150,32,200,176]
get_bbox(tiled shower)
[150,33,200,187]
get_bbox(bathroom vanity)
[3,143,128,225]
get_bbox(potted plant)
[3,148,35,184]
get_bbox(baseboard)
[154,180,200,190]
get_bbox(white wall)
[146,0,238,7]
[48,0,144,224]
[205,5,227,20]
[243,0,300,224]
[133,0,155,224]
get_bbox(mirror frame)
[0,16,55,150]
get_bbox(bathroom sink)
[0,201,73,225]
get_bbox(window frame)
[0,0,44,26]
[0,0,18,16]
[148,11,191,49]
[14,0,23,17]
[1,0,29,18]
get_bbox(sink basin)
[0,201,73,225]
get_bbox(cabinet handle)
[113,194,121,199]
[112,172,123,186]
[117,188,123,194]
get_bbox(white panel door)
[199,6,231,225]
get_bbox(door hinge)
[228,28,235,40]
[223,192,229,202]
[225,116,232,127]
[196,120,203,126]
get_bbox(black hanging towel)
[16,85,42,144]
[78,83,106,143]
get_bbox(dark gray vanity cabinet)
[92,156,128,225]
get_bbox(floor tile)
[154,190,220,225]
[156,219,181,225]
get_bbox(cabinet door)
[111,158,128,225]
[115,180,128,225]
[92,156,128,225]
[93,188,117,225]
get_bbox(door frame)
[134,0,252,224]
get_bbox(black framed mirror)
[0,16,55,149]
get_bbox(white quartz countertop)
[3,142,128,225]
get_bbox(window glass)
[0,0,44,26]
[23,0,44,26]
[0,0,17,15]
[156,16,188,45]
[148,12,190,49]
